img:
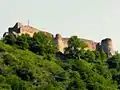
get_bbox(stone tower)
[54,34,68,53]
[101,38,115,56]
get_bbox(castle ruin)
[3,22,115,56]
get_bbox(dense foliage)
[1,32,120,90]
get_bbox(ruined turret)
[54,34,67,53]
[101,38,115,56]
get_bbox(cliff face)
[4,22,115,56]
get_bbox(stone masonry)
[6,22,52,37]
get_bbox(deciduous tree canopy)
[1,33,120,90]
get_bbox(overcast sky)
[0,0,120,51]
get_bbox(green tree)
[16,34,31,49]
[64,36,87,59]
[99,49,107,64]
[0,31,119,90]
[83,50,96,63]
[3,32,16,45]
[29,32,57,55]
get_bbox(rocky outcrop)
[4,22,115,56]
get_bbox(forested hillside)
[0,32,120,90]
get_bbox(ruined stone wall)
[54,34,97,53]
[82,40,97,50]
[54,34,115,56]
[19,26,39,37]
[6,22,115,56]
[8,22,52,37]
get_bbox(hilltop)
[0,25,120,89]
[0,35,119,90]
[4,22,115,56]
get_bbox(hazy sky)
[0,0,120,51]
